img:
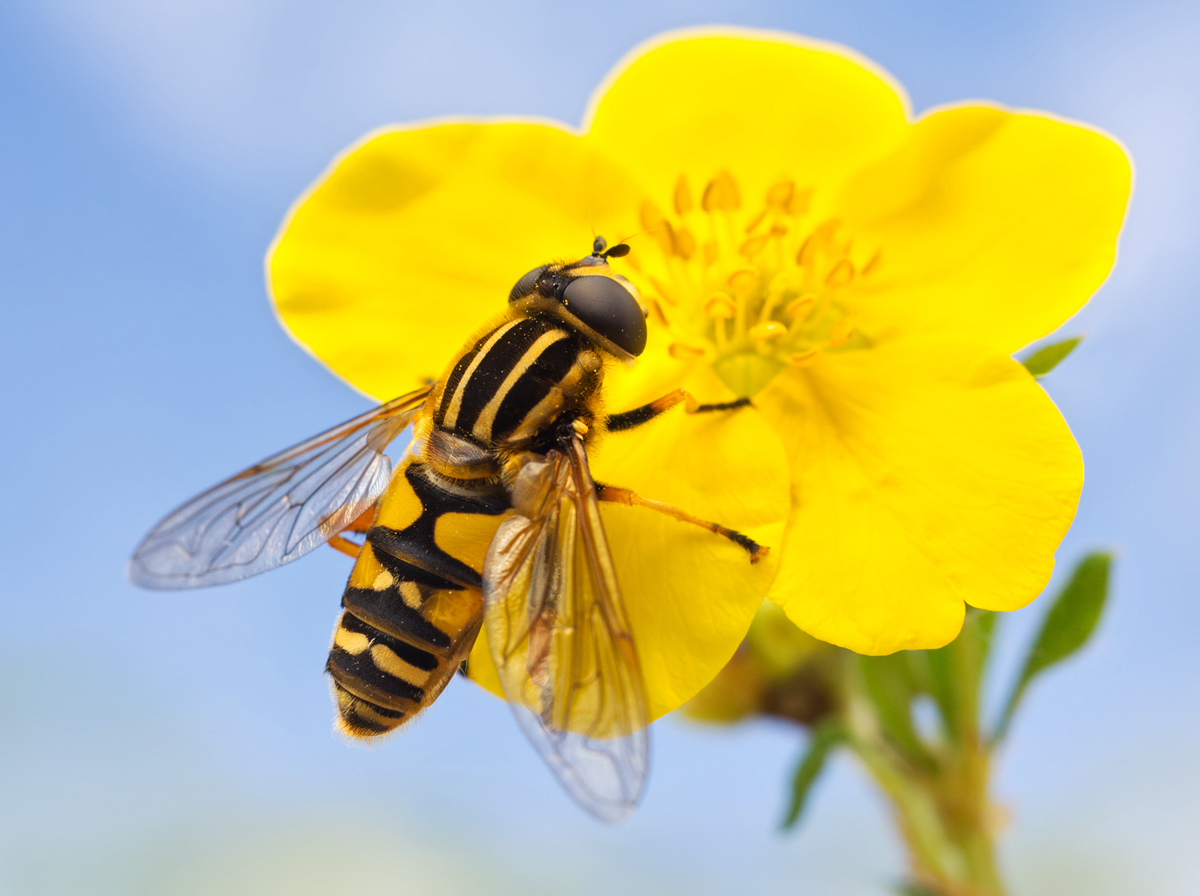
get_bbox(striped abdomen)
[433,315,600,446]
[328,458,508,737]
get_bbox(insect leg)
[605,390,751,432]
[594,485,768,564]
[326,505,378,558]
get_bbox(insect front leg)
[605,389,752,433]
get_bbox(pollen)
[617,171,879,395]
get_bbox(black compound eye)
[508,265,549,303]
[561,275,648,356]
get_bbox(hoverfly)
[130,237,765,821]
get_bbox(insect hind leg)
[595,484,768,564]
[326,505,378,558]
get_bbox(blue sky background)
[1,0,1198,893]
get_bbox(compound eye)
[508,265,549,303]
[561,275,648,356]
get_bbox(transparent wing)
[129,386,432,589]
[482,435,649,822]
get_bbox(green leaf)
[1022,336,1082,377]
[995,552,1112,739]
[780,720,845,831]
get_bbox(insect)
[130,236,766,821]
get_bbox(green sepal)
[1021,336,1082,377]
[858,654,937,769]
[908,608,995,745]
[895,883,944,896]
[994,552,1112,739]
[780,720,846,831]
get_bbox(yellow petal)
[471,393,790,720]
[584,29,910,213]
[268,121,644,400]
[835,105,1131,352]
[756,337,1083,654]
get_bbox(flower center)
[621,170,879,397]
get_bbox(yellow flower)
[268,28,1130,672]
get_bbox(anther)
[739,234,769,259]
[640,201,675,257]
[787,187,813,216]
[796,235,817,268]
[701,170,741,212]
[673,227,697,260]
[790,349,820,367]
[826,259,856,287]
[786,295,817,320]
[668,342,706,360]
[743,209,767,233]
[727,269,757,295]
[827,319,855,348]
[673,175,693,216]
[648,275,677,305]
[704,295,737,319]
[648,298,671,328]
[748,321,786,341]
[766,179,795,209]
[862,249,882,276]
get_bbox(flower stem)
[839,614,1007,896]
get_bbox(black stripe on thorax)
[490,333,581,440]
[451,317,562,433]
[435,332,490,426]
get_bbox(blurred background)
[1,0,1197,893]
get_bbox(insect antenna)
[592,235,631,260]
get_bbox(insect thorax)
[428,312,604,457]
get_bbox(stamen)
[673,227,697,260]
[826,259,856,287]
[796,234,817,268]
[704,296,737,319]
[743,209,768,234]
[673,175,693,216]
[627,170,874,397]
[786,295,817,321]
[701,170,741,212]
[827,319,855,348]
[790,349,820,367]
[648,298,670,328]
[669,342,706,360]
[766,179,795,209]
[787,188,813,216]
[640,201,676,257]
[739,234,769,259]
[862,249,882,277]
[748,321,786,341]
[648,274,677,305]
[727,269,757,295]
